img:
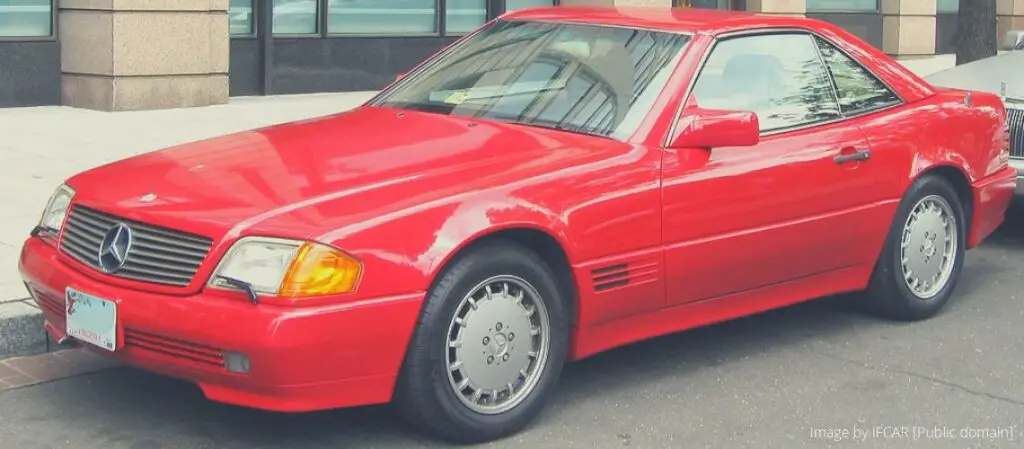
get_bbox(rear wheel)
[394,240,570,443]
[862,174,967,321]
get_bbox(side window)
[814,36,901,115]
[690,33,840,132]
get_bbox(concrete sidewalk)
[0,55,960,360]
[895,53,956,77]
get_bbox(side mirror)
[1002,30,1024,51]
[670,107,760,149]
[395,72,407,82]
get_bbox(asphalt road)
[2,202,1023,449]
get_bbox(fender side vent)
[592,263,630,291]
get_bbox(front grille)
[1009,107,1024,158]
[28,284,65,319]
[124,328,225,369]
[59,205,213,287]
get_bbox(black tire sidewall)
[870,174,967,319]
[396,241,570,443]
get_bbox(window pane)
[806,0,878,12]
[0,0,51,37]
[506,0,555,12]
[372,21,691,140]
[328,0,436,34]
[691,33,840,132]
[686,0,727,8]
[230,0,254,35]
[937,0,958,13]
[447,0,487,34]
[273,0,318,35]
[814,37,900,115]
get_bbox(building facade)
[0,0,1020,110]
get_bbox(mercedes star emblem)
[97,223,133,273]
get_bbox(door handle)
[834,149,871,164]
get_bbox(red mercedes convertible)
[18,5,1018,444]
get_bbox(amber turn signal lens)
[278,242,362,297]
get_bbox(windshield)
[369,20,692,140]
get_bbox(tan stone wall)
[59,0,229,111]
[881,0,936,56]
[881,0,936,15]
[746,0,806,15]
[998,0,1024,43]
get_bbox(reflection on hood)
[923,51,1024,101]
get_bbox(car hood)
[924,51,1024,101]
[67,105,611,243]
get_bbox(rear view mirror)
[1003,30,1024,51]
[669,107,759,149]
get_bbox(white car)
[925,31,1024,196]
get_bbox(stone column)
[881,0,937,57]
[746,0,806,17]
[59,0,229,112]
[998,0,1024,44]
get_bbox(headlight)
[209,237,363,299]
[38,184,75,233]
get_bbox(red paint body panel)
[573,265,873,360]
[968,167,1018,248]
[19,238,423,411]
[17,6,1015,413]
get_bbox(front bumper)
[18,237,425,412]
[968,166,1019,248]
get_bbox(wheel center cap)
[489,333,509,357]
[922,238,936,257]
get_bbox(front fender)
[319,193,573,300]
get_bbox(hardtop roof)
[500,6,821,36]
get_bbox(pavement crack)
[811,349,1024,407]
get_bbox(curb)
[1,347,117,391]
[0,299,65,361]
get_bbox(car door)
[661,30,887,307]
[811,34,909,202]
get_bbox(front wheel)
[862,174,967,321]
[394,240,570,444]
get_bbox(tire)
[393,240,570,444]
[862,174,967,321]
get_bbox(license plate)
[65,287,117,352]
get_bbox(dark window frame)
[936,0,959,14]
[230,0,259,39]
[0,0,57,42]
[237,0,559,40]
[935,11,958,54]
[671,0,746,8]
[805,11,883,50]
[805,0,880,13]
